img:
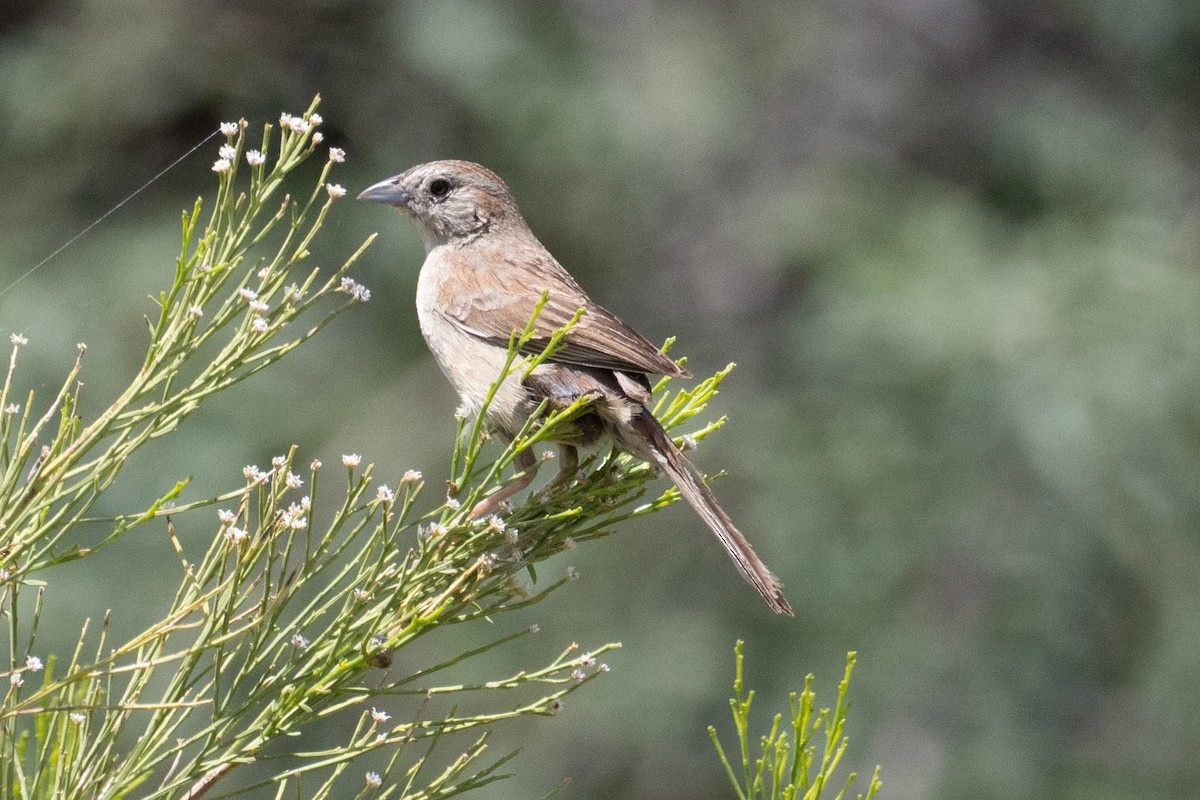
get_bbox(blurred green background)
[3,1,1199,797]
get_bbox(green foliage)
[709,642,881,800]
[0,100,743,799]
[5,5,1200,797]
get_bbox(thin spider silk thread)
[0,128,222,300]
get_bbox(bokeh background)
[2,1,1199,798]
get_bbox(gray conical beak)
[357,176,412,206]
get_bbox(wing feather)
[437,251,690,379]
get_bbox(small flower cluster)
[281,495,310,531]
[243,464,270,484]
[8,654,44,687]
[240,465,268,484]
[216,114,345,175]
[279,112,312,134]
[212,142,238,173]
[339,277,371,302]
[238,287,272,333]
[420,521,449,539]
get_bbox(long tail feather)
[631,412,793,616]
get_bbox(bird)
[358,160,792,615]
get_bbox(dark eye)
[429,178,452,199]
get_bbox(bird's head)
[358,160,525,251]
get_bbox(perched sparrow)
[359,160,792,615]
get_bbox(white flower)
[271,454,287,469]
[10,673,23,687]
[251,317,269,333]
[377,485,395,503]
[212,158,231,173]
[5,404,18,415]
[571,669,585,684]
[290,633,308,649]
[225,526,249,546]
[528,623,541,634]
[220,121,239,136]
[279,112,296,127]
[10,333,27,346]
[239,287,258,301]
[353,587,369,601]
[339,277,371,301]
[444,497,461,511]
[24,655,42,672]
[365,772,382,789]
[257,267,270,280]
[427,522,448,538]
[69,712,86,725]
[400,469,422,485]
[370,707,390,724]
[247,299,269,316]
[288,516,307,531]
[342,453,361,468]
[311,131,324,143]
[680,434,698,451]
[326,183,346,198]
[329,147,346,163]
[580,652,596,667]
[188,305,203,318]
[246,149,265,166]
[309,113,323,126]
[77,342,87,352]
[218,144,237,161]
[218,509,237,525]
[299,495,311,511]
[566,566,580,582]
[310,459,322,471]
[285,471,303,489]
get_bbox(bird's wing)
[437,251,691,379]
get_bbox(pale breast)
[415,251,538,437]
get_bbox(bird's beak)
[357,176,412,206]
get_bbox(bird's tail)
[630,411,793,616]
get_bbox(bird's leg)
[470,446,539,519]
[545,444,580,490]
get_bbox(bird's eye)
[429,178,452,199]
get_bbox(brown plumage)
[359,160,792,615]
